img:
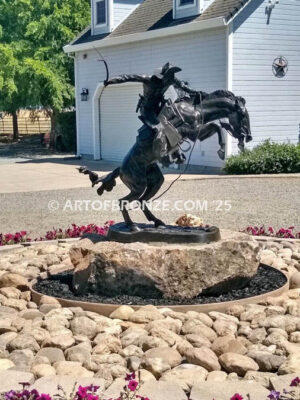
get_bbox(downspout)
[68,52,81,157]
[225,21,233,158]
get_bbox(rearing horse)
[79,90,252,231]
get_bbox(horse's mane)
[203,90,237,101]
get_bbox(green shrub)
[56,110,77,152]
[224,140,300,175]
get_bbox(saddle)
[152,100,185,159]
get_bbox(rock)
[32,356,51,366]
[39,295,61,305]
[185,347,221,372]
[31,363,56,378]
[278,353,300,374]
[0,359,15,370]
[185,312,213,327]
[182,320,217,342]
[146,318,182,334]
[70,237,259,298]
[248,328,267,344]
[0,370,34,392]
[219,353,259,376]
[139,336,169,351]
[89,353,126,372]
[270,373,300,397]
[9,349,34,366]
[110,305,135,320]
[290,272,300,289]
[244,371,274,388]
[65,343,92,368]
[7,334,40,352]
[139,369,156,382]
[20,310,43,320]
[39,304,61,314]
[4,298,27,311]
[94,366,113,387]
[190,381,269,400]
[121,327,148,347]
[0,274,29,290]
[121,345,144,358]
[0,287,21,299]
[93,334,122,354]
[290,331,300,343]
[127,356,142,371]
[70,316,97,339]
[160,364,208,392]
[36,347,65,364]
[226,304,245,318]
[262,315,300,333]
[185,334,211,348]
[144,347,182,368]
[32,376,104,397]
[129,306,164,323]
[54,361,94,377]
[206,370,227,381]
[142,357,171,378]
[31,328,51,344]
[212,336,247,356]
[247,350,286,372]
[42,334,75,350]
[213,319,238,337]
[138,381,187,400]
[109,364,127,379]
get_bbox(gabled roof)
[71,0,250,47]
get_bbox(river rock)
[185,347,221,371]
[144,347,182,368]
[160,364,208,391]
[0,274,29,290]
[219,352,259,376]
[70,236,259,298]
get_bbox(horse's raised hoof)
[217,149,225,160]
[238,144,245,152]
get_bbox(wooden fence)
[0,115,51,136]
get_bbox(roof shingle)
[73,0,249,46]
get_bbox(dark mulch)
[34,264,287,306]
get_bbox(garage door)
[100,84,142,162]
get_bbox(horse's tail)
[96,167,120,196]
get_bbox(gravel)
[34,265,287,305]
[0,177,299,237]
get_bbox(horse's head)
[229,97,252,149]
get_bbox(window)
[96,0,106,25]
[179,0,195,5]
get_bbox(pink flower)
[230,395,243,400]
[125,372,136,381]
[37,395,52,400]
[77,386,88,399]
[127,380,139,392]
[290,377,300,387]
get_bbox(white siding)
[75,27,227,166]
[232,0,300,152]
[113,0,141,28]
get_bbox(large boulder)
[70,234,259,299]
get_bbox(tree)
[0,0,90,145]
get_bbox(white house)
[64,0,300,169]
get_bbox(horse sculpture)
[79,89,252,231]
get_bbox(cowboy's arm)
[105,74,150,86]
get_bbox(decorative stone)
[129,306,165,323]
[54,361,94,377]
[31,363,56,378]
[160,364,208,391]
[0,287,21,299]
[70,237,259,298]
[7,334,40,352]
[247,350,286,372]
[110,305,135,320]
[185,347,221,372]
[42,334,75,350]
[190,381,269,400]
[36,347,65,364]
[0,359,15,370]
[212,336,247,356]
[0,370,34,392]
[0,274,29,290]
[206,370,227,381]
[185,333,211,348]
[70,316,97,339]
[278,353,300,375]
[8,349,34,366]
[144,347,182,368]
[219,352,259,376]
[290,272,300,289]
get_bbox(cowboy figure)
[104,62,201,165]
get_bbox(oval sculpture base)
[107,223,221,244]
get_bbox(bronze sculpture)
[79,63,252,232]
